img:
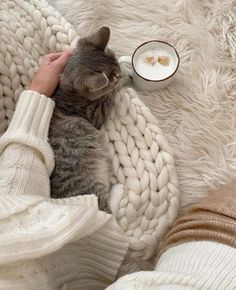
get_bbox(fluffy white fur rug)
[49,0,236,213]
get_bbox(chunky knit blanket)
[0,0,179,259]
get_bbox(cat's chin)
[86,83,120,100]
[105,83,120,95]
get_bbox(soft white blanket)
[50,0,236,212]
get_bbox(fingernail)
[67,49,74,55]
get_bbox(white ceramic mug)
[119,40,180,91]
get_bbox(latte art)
[135,48,177,81]
[145,55,170,66]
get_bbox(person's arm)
[0,51,72,197]
[0,51,128,289]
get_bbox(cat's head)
[60,27,121,100]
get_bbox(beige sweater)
[159,181,236,255]
[0,91,128,290]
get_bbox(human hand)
[28,51,73,97]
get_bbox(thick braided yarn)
[0,0,180,259]
[0,0,78,133]
[106,88,179,259]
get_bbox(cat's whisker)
[114,80,122,89]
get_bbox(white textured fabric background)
[49,0,236,212]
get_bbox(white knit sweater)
[108,241,236,289]
[0,91,129,290]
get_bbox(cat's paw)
[109,183,125,216]
[98,196,111,213]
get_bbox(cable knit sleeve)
[0,90,55,197]
[0,90,128,290]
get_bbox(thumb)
[53,50,73,72]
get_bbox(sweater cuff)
[50,194,99,209]
[0,90,55,174]
[7,90,55,140]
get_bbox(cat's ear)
[87,72,109,93]
[88,27,110,51]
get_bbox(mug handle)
[118,55,132,65]
[118,56,133,87]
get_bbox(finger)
[53,50,73,72]
[41,52,64,65]
[48,52,65,62]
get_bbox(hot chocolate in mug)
[119,40,180,91]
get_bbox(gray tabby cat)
[49,27,121,212]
